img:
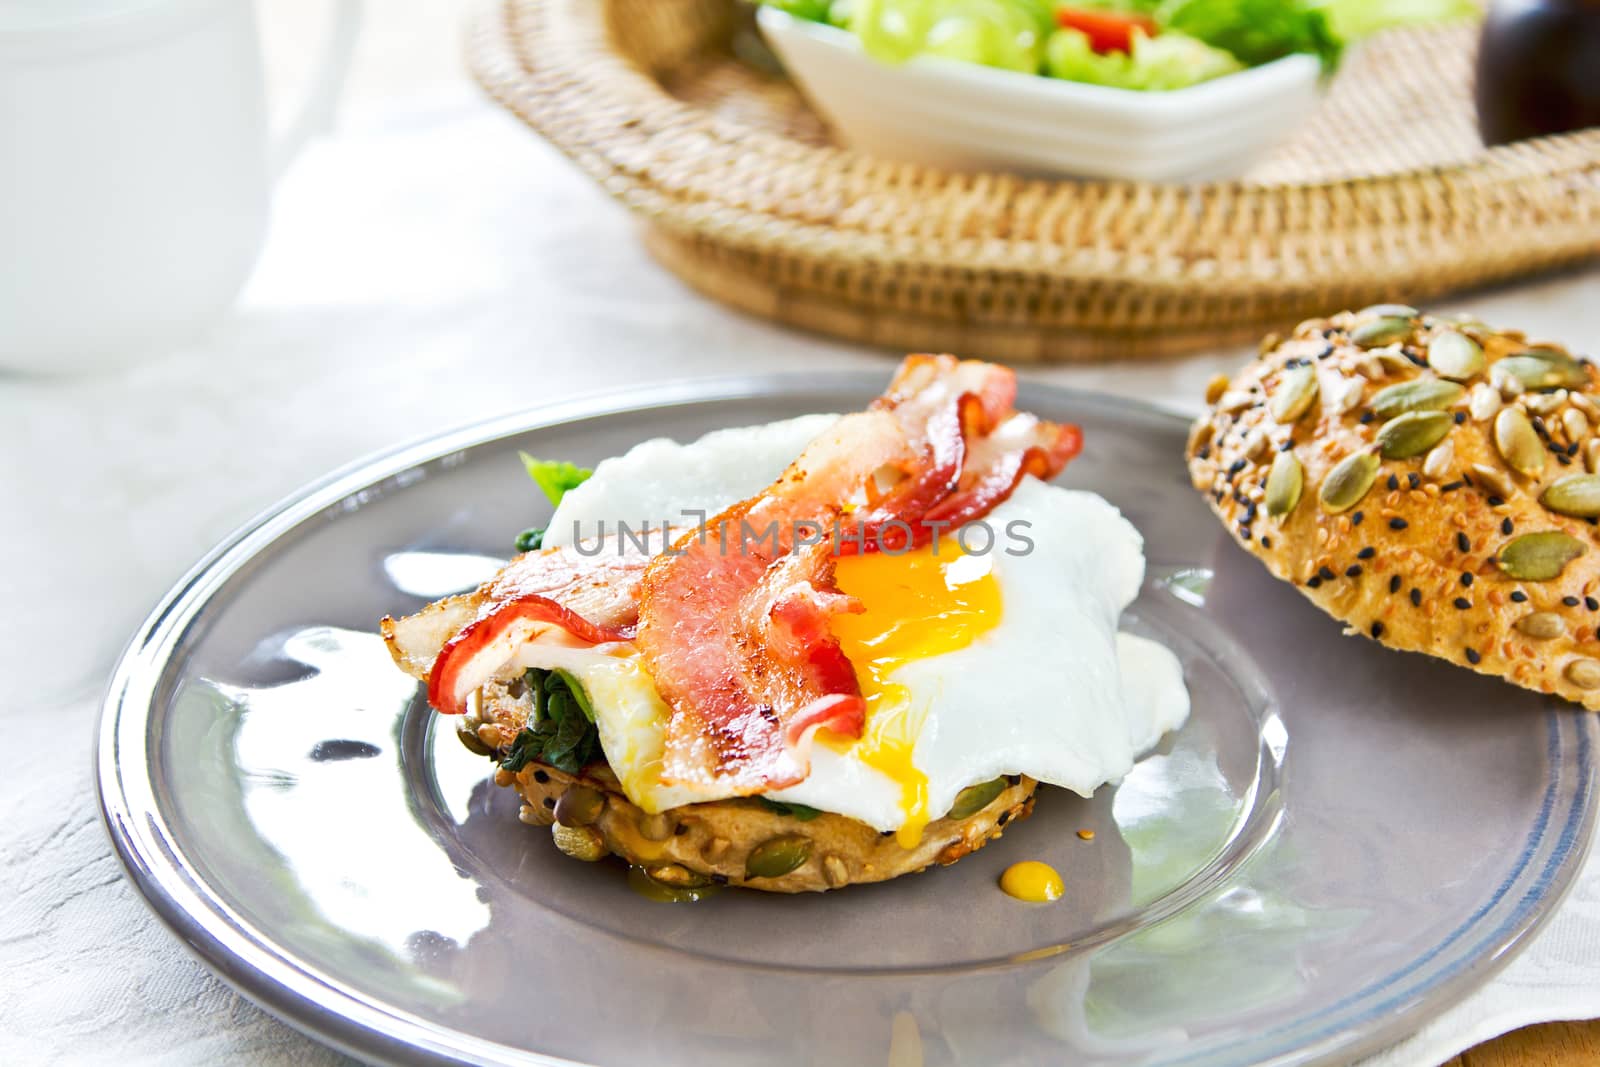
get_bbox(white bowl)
[757,8,1322,182]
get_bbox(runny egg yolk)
[828,545,1003,848]
[999,861,1065,903]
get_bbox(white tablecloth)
[2,87,1597,1066]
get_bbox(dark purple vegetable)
[1476,0,1600,146]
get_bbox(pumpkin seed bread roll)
[461,678,1037,895]
[1187,305,1600,710]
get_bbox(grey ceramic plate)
[99,376,1598,1067]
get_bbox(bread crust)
[1186,308,1600,711]
[468,681,1036,893]
[506,761,1036,894]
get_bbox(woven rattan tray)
[469,0,1600,362]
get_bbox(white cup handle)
[268,0,364,180]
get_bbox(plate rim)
[95,372,1599,1067]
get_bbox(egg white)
[530,417,1190,830]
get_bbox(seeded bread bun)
[462,680,1036,894]
[1186,306,1600,710]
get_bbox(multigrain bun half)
[462,680,1037,894]
[1187,305,1600,711]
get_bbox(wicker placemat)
[469,0,1600,362]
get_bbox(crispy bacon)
[381,529,668,711]
[848,356,1083,552]
[426,595,634,716]
[636,355,1082,792]
[384,356,1081,797]
[636,503,874,791]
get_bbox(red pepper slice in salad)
[1056,7,1159,54]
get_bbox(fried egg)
[528,416,1190,840]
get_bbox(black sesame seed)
[997,811,1011,826]
[1390,518,1409,530]
[1197,444,1212,460]
[542,796,555,809]
[1262,536,1273,548]
[1228,458,1248,475]
[1570,441,1583,456]
[1410,587,1422,606]
[1565,595,1582,607]
[1353,510,1366,526]
[1511,590,1528,603]
[1453,411,1467,424]
[1461,573,1474,587]
[533,770,550,784]
[1387,474,1400,491]
[1279,438,1295,452]
[711,873,729,885]
[1360,411,1376,424]
[1558,454,1573,466]
[1319,565,1337,581]
[1441,480,1465,492]
[1358,546,1376,559]
[1346,565,1364,577]
[1488,495,1506,507]
[1408,473,1421,489]
[1595,625,1600,641]
[1307,576,1323,589]
[1466,648,1481,665]
[1371,621,1385,638]
[1502,518,1514,535]
[1454,597,1471,610]
[1390,574,1403,593]
[1457,532,1471,553]
[1586,597,1599,611]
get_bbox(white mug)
[0,0,362,374]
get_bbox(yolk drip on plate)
[828,545,1002,848]
[999,861,1064,903]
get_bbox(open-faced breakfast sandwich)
[1188,306,1600,710]
[384,356,1190,896]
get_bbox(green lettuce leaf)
[1045,26,1242,89]
[851,0,1055,72]
[1314,0,1477,41]
[518,453,593,507]
[1157,0,1342,70]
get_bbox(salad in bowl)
[756,0,1475,180]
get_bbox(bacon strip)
[426,595,634,716]
[381,529,668,704]
[636,355,1083,793]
